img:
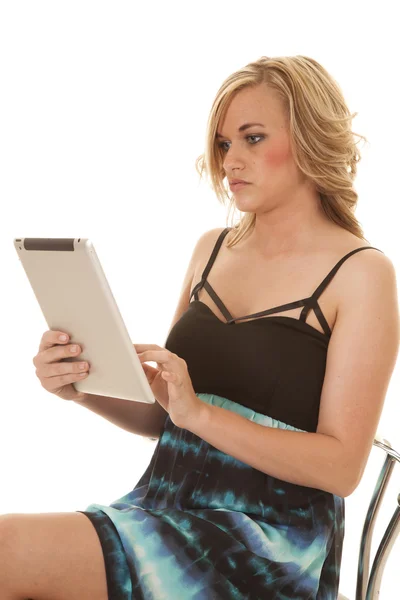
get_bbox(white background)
[0,1,399,598]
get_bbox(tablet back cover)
[14,237,155,404]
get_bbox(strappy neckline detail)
[190,300,331,342]
[189,227,384,339]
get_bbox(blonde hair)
[195,55,370,247]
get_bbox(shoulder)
[338,243,395,294]
[336,244,398,327]
[197,226,229,246]
[192,227,229,262]
[322,230,394,312]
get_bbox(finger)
[133,344,162,353]
[41,358,89,378]
[41,370,90,393]
[162,371,182,386]
[39,330,70,354]
[35,342,82,368]
[138,350,171,364]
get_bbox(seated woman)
[2,54,398,600]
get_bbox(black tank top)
[165,228,383,432]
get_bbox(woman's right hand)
[33,330,90,402]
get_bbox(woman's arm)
[189,251,399,497]
[74,393,168,438]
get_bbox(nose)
[222,144,246,174]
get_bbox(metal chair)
[338,434,400,599]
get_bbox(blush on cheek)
[264,140,291,167]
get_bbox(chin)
[234,194,257,208]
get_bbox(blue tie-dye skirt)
[77,393,345,599]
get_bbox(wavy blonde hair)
[195,55,370,247]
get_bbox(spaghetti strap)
[311,245,384,300]
[189,227,231,303]
[299,245,384,329]
[201,228,231,281]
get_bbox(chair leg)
[356,453,396,599]
[366,495,400,600]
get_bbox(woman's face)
[217,84,306,212]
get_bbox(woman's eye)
[217,135,264,152]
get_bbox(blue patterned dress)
[77,227,382,599]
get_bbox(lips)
[229,181,250,191]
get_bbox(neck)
[246,191,338,258]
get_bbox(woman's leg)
[0,512,109,600]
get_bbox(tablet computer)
[13,237,155,404]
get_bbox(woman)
[1,55,398,599]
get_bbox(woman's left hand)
[136,345,204,429]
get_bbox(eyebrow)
[216,122,265,139]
